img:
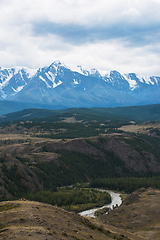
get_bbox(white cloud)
[59,40,160,76]
[0,0,160,75]
[1,0,159,26]
[121,8,141,18]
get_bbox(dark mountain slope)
[0,104,160,122]
[0,134,160,199]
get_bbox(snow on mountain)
[0,68,16,88]
[121,73,138,90]
[23,67,37,78]
[39,76,52,88]
[0,61,160,108]
[68,64,102,78]
[67,64,86,75]
[138,75,156,85]
[0,66,37,92]
[12,85,25,93]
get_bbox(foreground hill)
[0,200,117,240]
[0,188,159,240]
[97,188,160,240]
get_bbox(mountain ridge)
[0,61,160,109]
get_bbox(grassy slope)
[98,188,160,239]
[1,190,158,240]
[0,200,128,240]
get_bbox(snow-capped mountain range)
[0,61,160,109]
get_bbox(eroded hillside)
[0,131,160,199]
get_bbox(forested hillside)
[1,104,160,122]
[0,131,160,200]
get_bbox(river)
[79,190,122,218]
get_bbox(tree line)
[89,177,160,193]
[26,187,111,213]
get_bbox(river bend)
[79,190,122,218]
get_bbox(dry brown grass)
[98,188,160,240]
[0,133,62,142]
[119,122,160,134]
[1,197,155,240]
[0,200,118,240]
[61,116,83,123]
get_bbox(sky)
[0,0,160,76]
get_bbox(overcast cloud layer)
[0,0,160,75]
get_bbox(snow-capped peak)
[21,67,37,78]
[0,61,160,109]
[64,63,84,75]
[50,61,67,69]
[0,66,37,78]
[70,65,100,77]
